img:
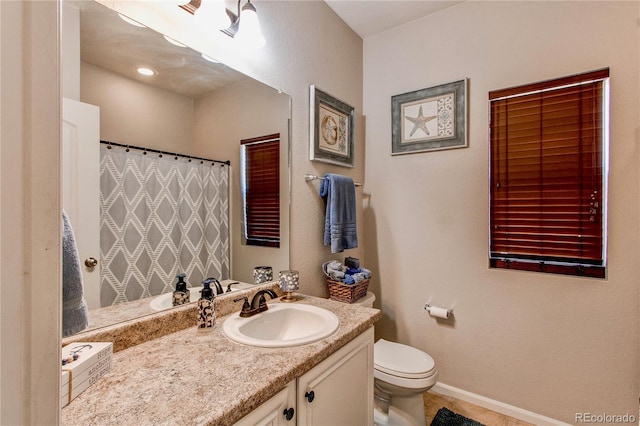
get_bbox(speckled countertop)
[80,279,253,332]
[61,294,381,426]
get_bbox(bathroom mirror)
[62,0,290,336]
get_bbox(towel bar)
[305,174,363,187]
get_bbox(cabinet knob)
[305,390,315,403]
[283,407,294,421]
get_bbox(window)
[489,69,609,278]
[240,134,280,248]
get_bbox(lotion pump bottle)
[197,278,216,332]
[172,273,190,306]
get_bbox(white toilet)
[356,292,438,426]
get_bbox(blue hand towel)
[62,210,89,337]
[343,275,356,285]
[319,173,358,253]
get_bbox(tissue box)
[61,342,112,406]
[344,257,360,269]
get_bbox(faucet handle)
[226,281,240,293]
[233,297,252,316]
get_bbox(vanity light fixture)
[232,0,265,48]
[180,0,266,48]
[136,67,156,76]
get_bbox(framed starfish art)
[391,79,467,155]
[310,85,355,167]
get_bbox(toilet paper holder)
[424,304,453,319]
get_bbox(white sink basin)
[149,281,251,311]
[223,303,340,348]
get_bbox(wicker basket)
[326,278,370,303]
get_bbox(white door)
[62,97,101,310]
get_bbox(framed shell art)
[391,79,468,155]
[309,85,355,167]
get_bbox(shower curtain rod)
[100,140,231,166]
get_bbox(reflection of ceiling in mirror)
[71,0,247,99]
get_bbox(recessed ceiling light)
[136,67,156,76]
[163,35,186,47]
[201,53,220,63]
[118,13,146,28]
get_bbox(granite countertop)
[83,279,251,332]
[61,295,381,426]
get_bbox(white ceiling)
[73,0,247,99]
[324,0,465,39]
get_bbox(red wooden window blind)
[489,69,609,278]
[241,133,280,248]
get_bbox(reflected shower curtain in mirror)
[99,145,230,307]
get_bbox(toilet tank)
[355,292,376,308]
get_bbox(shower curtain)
[99,145,230,307]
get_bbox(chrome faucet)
[234,289,278,317]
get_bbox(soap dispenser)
[197,278,216,332]
[172,273,191,307]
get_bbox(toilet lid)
[374,339,436,379]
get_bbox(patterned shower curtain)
[99,145,230,307]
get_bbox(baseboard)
[431,383,571,426]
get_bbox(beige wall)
[194,78,290,284]
[80,62,195,152]
[363,1,639,422]
[0,1,61,423]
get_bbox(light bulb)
[136,67,156,76]
[234,2,265,48]
[196,0,231,31]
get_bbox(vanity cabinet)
[234,382,296,426]
[297,327,374,425]
[234,327,374,426]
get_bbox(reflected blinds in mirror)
[241,134,280,248]
[489,69,609,278]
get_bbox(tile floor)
[423,391,534,426]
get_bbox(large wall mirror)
[61,0,290,337]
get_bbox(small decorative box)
[61,342,113,406]
[253,266,273,284]
[60,370,70,408]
